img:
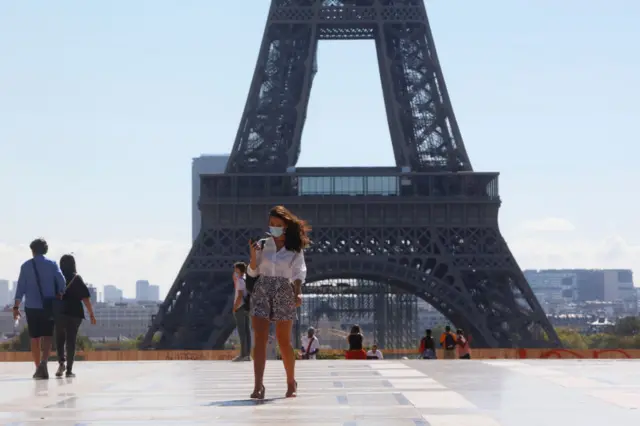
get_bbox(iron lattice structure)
[142,0,561,350]
[301,279,419,349]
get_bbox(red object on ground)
[345,350,367,360]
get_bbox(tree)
[613,316,640,337]
[555,328,588,350]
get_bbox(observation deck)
[200,167,499,204]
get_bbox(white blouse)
[247,237,307,283]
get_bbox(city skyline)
[0,277,161,302]
[1,1,638,297]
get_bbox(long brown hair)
[269,205,310,252]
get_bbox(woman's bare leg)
[251,316,270,395]
[275,320,296,396]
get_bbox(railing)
[200,170,499,203]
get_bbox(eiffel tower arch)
[142,0,561,350]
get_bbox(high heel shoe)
[285,380,297,398]
[250,385,265,400]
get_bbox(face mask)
[269,226,284,237]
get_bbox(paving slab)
[0,359,639,425]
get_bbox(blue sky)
[1,0,638,298]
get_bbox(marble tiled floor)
[1,359,640,425]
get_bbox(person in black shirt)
[419,329,436,359]
[347,325,363,350]
[55,254,96,378]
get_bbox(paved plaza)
[0,359,639,425]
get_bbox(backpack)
[444,333,456,350]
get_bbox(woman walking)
[55,254,96,378]
[248,205,309,399]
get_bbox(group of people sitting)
[344,325,383,360]
[297,324,383,360]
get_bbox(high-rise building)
[0,279,9,307]
[192,154,229,241]
[136,280,150,301]
[86,284,98,305]
[149,285,160,302]
[103,285,124,303]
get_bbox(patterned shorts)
[251,276,296,322]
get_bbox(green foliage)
[556,328,588,350]
[613,316,640,337]
[0,327,93,352]
[556,319,640,350]
[317,351,343,360]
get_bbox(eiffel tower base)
[142,172,561,349]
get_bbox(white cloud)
[520,217,576,232]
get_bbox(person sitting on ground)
[345,325,367,360]
[419,329,436,359]
[366,344,384,360]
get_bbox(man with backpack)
[439,326,457,360]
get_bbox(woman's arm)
[247,239,264,277]
[82,298,96,323]
[291,251,307,295]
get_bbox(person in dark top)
[55,254,96,378]
[419,329,436,359]
[347,325,364,350]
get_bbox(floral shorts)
[250,276,296,322]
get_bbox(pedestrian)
[247,205,309,399]
[12,238,65,379]
[232,261,251,362]
[55,254,97,377]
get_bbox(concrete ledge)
[1,348,639,362]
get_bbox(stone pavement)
[0,359,639,425]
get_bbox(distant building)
[0,280,9,307]
[523,270,577,313]
[103,285,124,303]
[192,154,229,241]
[524,269,636,314]
[136,280,150,301]
[87,285,98,305]
[149,285,160,302]
[79,303,159,339]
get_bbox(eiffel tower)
[142,0,561,350]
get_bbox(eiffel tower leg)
[225,21,318,173]
[142,229,247,350]
[376,19,472,172]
